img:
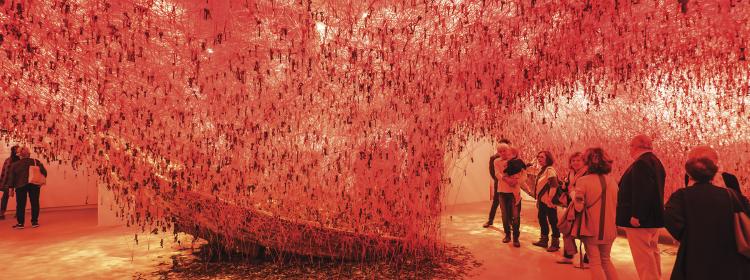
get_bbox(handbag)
[551,179,570,207]
[725,188,750,258]
[570,175,607,239]
[28,159,46,186]
[558,202,576,236]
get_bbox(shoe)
[513,240,521,247]
[0,215,5,220]
[31,223,39,228]
[502,235,511,243]
[532,239,549,248]
[583,254,589,264]
[556,257,574,264]
[12,224,24,229]
[547,239,560,252]
[482,222,492,228]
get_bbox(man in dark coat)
[665,157,750,280]
[7,147,47,229]
[617,135,666,279]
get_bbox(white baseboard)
[4,204,96,214]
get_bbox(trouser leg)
[499,193,512,235]
[29,185,41,224]
[537,202,549,238]
[16,187,28,225]
[599,242,619,280]
[563,235,578,256]
[0,189,8,215]
[582,238,606,280]
[625,228,661,280]
[548,205,560,239]
[487,192,500,224]
[512,196,521,239]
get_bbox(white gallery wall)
[443,138,496,207]
[0,142,97,210]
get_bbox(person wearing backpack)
[7,146,47,229]
[573,148,619,280]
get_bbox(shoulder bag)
[570,175,608,239]
[726,188,750,258]
[28,159,46,186]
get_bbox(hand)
[630,217,640,227]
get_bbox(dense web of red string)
[0,0,748,259]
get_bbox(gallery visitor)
[0,145,20,220]
[617,135,666,279]
[531,150,561,252]
[557,151,589,265]
[7,147,48,229]
[574,147,619,280]
[664,157,750,280]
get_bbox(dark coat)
[7,158,47,188]
[664,183,750,280]
[489,154,500,193]
[684,172,749,205]
[0,156,19,188]
[616,152,666,228]
[504,157,526,176]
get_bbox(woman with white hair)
[6,146,47,229]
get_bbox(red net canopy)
[1,0,748,259]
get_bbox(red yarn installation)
[1,0,748,259]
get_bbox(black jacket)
[504,157,526,176]
[489,154,500,193]
[0,156,19,188]
[616,152,666,228]
[7,158,47,188]
[684,172,747,203]
[664,183,750,280]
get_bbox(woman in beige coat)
[573,148,619,280]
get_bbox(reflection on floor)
[0,202,677,279]
[0,208,191,280]
[442,201,677,279]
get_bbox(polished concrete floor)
[0,202,677,279]
[0,208,190,280]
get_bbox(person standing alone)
[617,135,666,279]
[7,147,47,229]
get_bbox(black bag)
[551,178,570,207]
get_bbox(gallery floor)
[442,201,677,279]
[0,201,676,279]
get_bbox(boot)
[532,237,549,248]
[556,254,574,264]
[546,239,560,252]
[502,235,511,243]
[513,238,521,248]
